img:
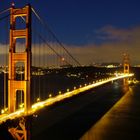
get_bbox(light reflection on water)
[80,81,140,140]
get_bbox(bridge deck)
[0,73,134,124]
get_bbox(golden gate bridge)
[0,3,133,140]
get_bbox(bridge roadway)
[0,73,133,124]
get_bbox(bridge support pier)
[8,117,31,140]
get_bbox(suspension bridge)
[0,4,134,140]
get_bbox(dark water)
[80,82,140,140]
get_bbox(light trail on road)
[0,73,134,124]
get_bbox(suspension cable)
[37,32,72,66]
[31,7,81,66]
[2,12,9,110]
[0,8,10,15]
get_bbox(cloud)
[1,25,140,66]
[64,25,140,65]
[96,25,140,42]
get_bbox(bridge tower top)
[123,53,130,74]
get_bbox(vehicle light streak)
[0,73,134,123]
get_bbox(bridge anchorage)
[8,4,31,140]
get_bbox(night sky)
[1,0,140,65]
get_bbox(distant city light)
[61,57,65,61]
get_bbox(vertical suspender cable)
[33,14,38,103]
[4,15,9,110]
[38,27,41,100]
[32,14,35,103]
